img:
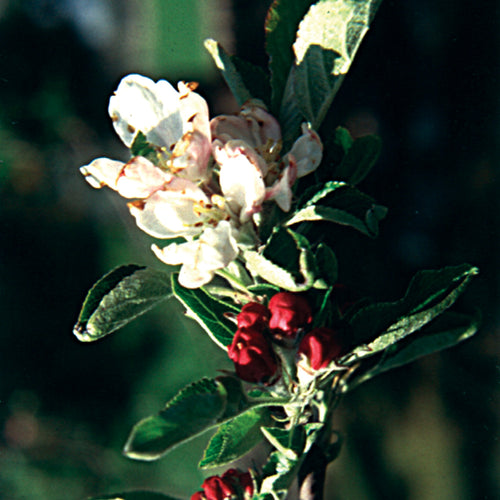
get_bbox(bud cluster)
[227,292,346,384]
[191,468,253,500]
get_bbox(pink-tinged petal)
[80,157,125,190]
[287,123,323,178]
[240,105,282,144]
[215,140,267,223]
[175,82,212,179]
[128,179,210,239]
[115,156,173,198]
[211,104,281,149]
[170,130,211,181]
[152,221,239,288]
[108,74,183,148]
[265,161,297,212]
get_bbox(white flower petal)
[265,162,296,212]
[108,74,183,148]
[80,157,124,190]
[152,220,239,288]
[287,123,323,178]
[215,140,267,223]
[128,179,210,239]
[115,156,172,198]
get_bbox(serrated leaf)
[260,450,298,497]
[204,39,252,107]
[334,134,382,185]
[343,310,481,391]
[90,492,179,500]
[172,274,239,349]
[287,182,386,236]
[124,378,229,461]
[231,56,271,105]
[261,426,305,461]
[199,407,271,469]
[73,265,171,342]
[265,0,313,113]
[341,264,479,365]
[124,376,289,461]
[292,0,383,129]
[244,228,318,291]
[315,243,338,286]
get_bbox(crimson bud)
[268,292,312,338]
[222,469,254,497]
[237,302,270,330]
[201,475,236,500]
[298,327,343,370]
[228,327,278,383]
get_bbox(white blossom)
[152,221,239,288]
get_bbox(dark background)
[0,1,498,499]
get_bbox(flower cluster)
[228,292,344,384]
[191,468,253,500]
[80,75,322,288]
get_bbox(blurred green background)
[0,1,498,499]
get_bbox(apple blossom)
[211,104,323,214]
[152,220,239,289]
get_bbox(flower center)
[192,195,231,227]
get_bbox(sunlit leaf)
[244,228,318,291]
[73,265,171,342]
[199,407,271,469]
[265,0,313,113]
[205,39,252,107]
[287,182,387,237]
[343,310,481,391]
[342,264,479,364]
[292,0,383,129]
[172,273,239,349]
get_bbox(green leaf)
[130,131,157,161]
[124,377,288,461]
[259,423,323,497]
[334,134,382,185]
[287,182,387,237]
[90,492,180,500]
[265,0,313,113]
[124,378,229,461]
[171,274,239,349]
[204,39,252,107]
[244,228,318,291]
[343,310,481,391]
[73,265,171,342]
[342,264,479,364]
[231,56,271,105]
[315,243,338,286]
[199,407,271,469]
[292,0,383,130]
[261,427,305,461]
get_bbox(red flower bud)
[298,327,343,370]
[222,469,254,497]
[191,492,206,500]
[192,469,254,500]
[201,475,236,500]
[268,292,312,338]
[228,327,278,383]
[237,302,270,330]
